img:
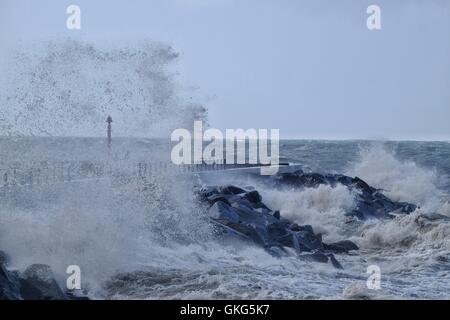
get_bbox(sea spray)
[347,143,449,216]
[0,40,206,137]
[261,184,356,242]
[0,155,214,296]
[1,41,450,299]
[0,40,210,296]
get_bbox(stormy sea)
[0,41,449,300]
[0,138,449,300]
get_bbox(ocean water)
[1,41,449,300]
[0,138,449,300]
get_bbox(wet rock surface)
[0,254,88,300]
[19,264,67,300]
[198,170,418,268]
[199,186,354,269]
[0,254,21,300]
[263,170,417,219]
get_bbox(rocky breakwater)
[198,170,418,268]
[269,170,416,220]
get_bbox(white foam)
[261,184,356,242]
[347,144,449,216]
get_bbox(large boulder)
[208,201,240,223]
[198,184,360,269]
[0,259,21,300]
[0,251,10,266]
[19,264,67,300]
[323,240,359,253]
[1,252,88,300]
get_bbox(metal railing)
[0,161,282,188]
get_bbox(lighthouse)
[106,115,112,153]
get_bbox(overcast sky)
[1,0,449,140]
